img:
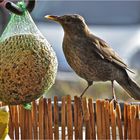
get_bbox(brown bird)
[46,14,140,100]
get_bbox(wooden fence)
[1,96,140,139]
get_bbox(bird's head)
[45,14,89,35]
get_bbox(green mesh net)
[0,2,58,105]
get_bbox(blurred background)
[0,0,140,101]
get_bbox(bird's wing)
[90,34,134,73]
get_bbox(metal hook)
[4,0,36,15]
[5,1,24,15]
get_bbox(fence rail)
[1,96,140,139]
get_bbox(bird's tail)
[117,76,140,100]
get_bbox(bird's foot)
[105,97,118,109]
[112,98,117,109]
[112,91,118,109]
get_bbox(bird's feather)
[89,34,134,73]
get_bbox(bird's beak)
[45,15,60,22]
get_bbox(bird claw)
[112,98,118,109]
[105,98,118,109]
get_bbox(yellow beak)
[45,15,59,21]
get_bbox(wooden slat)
[116,103,123,139]
[74,96,78,139]
[8,106,14,139]
[88,98,96,139]
[110,100,116,140]
[28,109,33,139]
[25,109,30,139]
[96,99,102,139]
[77,97,83,139]
[104,100,110,139]
[48,98,53,139]
[137,104,140,139]
[14,106,19,140]
[67,95,73,139]
[130,105,136,139]
[101,100,106,139]
[19,105,25,139]
[24,107,27,139]
[39,98,44,139]
[127,104,131,139]
[82,98,89,121]
[82,97,91,139]
[24,109,29,139]
[124,103,128,139]
[44,98,49,139]
[18,105,22,139]
[32,101,38,139]
[61,96,66,140]
[136,105,139,118]
[136,119,140,139]
[32,101,38,140]
[135,105,139,139]
[54,96,59,139]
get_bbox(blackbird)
[46,14,140,100]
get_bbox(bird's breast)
[63,37,101,81]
